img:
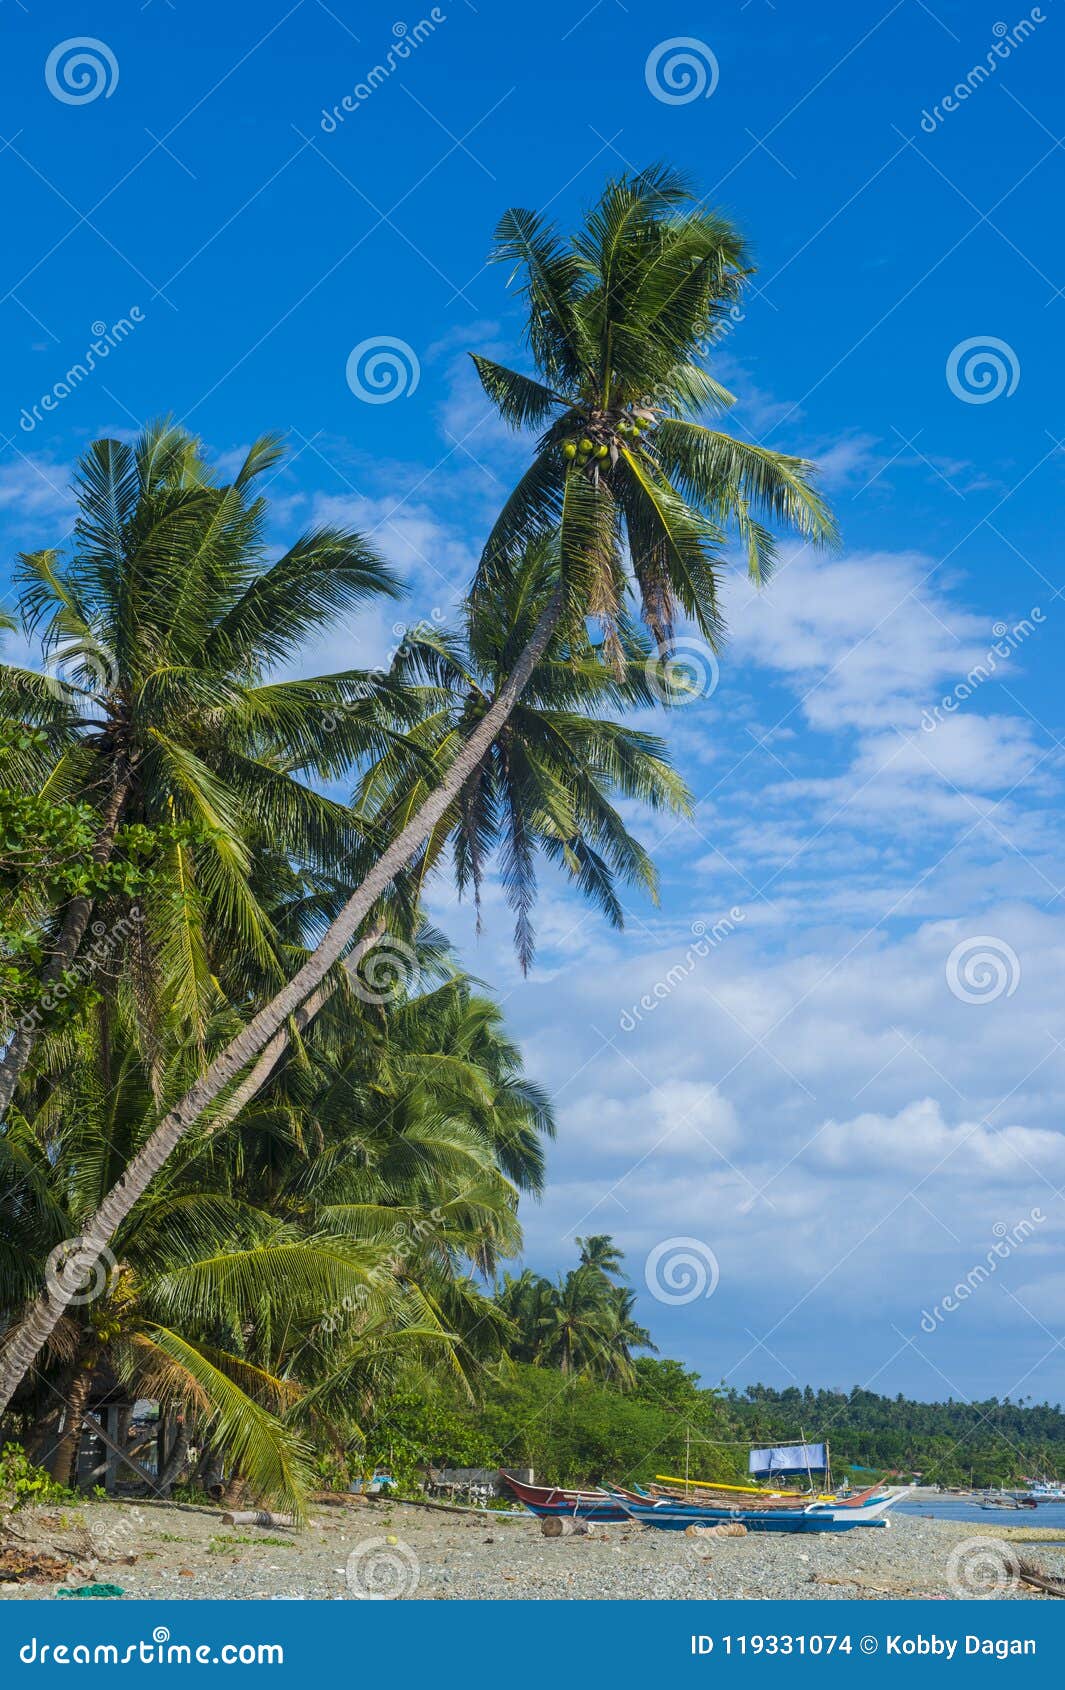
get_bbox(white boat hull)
[806,1486,910,1523]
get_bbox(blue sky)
[2,0,1065,1412]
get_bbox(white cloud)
[808,1097,1065,1182]
[725,546,995,732]
[564,1080,740,1161]
[0,453,75,523]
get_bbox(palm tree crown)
[472,163,836,661]
[1,423,404,1052]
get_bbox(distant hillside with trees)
[349,1239,1065,1492]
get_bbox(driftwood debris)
[540,1516,596,1538]
[684,1521,747,1539]
[0,1547,74,1583]
[814,1572,933,1598]
[1018,1561,1065,1598]
[219,1509,296,1530]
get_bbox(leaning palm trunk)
[48,1357,96,1487]
[0,593,562,1415]
[0,774,130,1117]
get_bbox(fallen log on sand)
[540,1516,596,1538]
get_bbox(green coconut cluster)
[561,408,657,471]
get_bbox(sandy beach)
[2,1498,1064,1602]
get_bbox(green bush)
[0,1443,74,1511]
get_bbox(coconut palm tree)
[495,1237,655,1386]
[600,1283,657,1387]
[0,167,835,1414]
[577,1234,626,1277]
[0,422,404,1108]
[469,164,834,659]
[3,957,552,1508]
[495,1269,558,1365]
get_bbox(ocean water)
[895,1496,1065,1535]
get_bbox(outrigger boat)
[500,1471,908,1529]
[614,1497,884,1534]
[648,1472,909,1524]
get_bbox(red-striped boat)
[499,1473,643,1520]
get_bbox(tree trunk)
[47,1362,95,1489]
[197,917,386,1141]
[156,1416,190,1495]
[220,1471,249,1510]
[0,589,562,1417]
[0,774,129,1117]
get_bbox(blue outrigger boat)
[614,1497,885,1534]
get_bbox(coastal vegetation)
[2,165,836,1509]
[356,1247,1065,1494]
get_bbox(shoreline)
[3,1498,1064,1601]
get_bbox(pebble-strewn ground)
[2,1499,1063,1600]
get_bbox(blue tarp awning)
[748,1443,827,1476]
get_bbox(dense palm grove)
[0,168,841,1512]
